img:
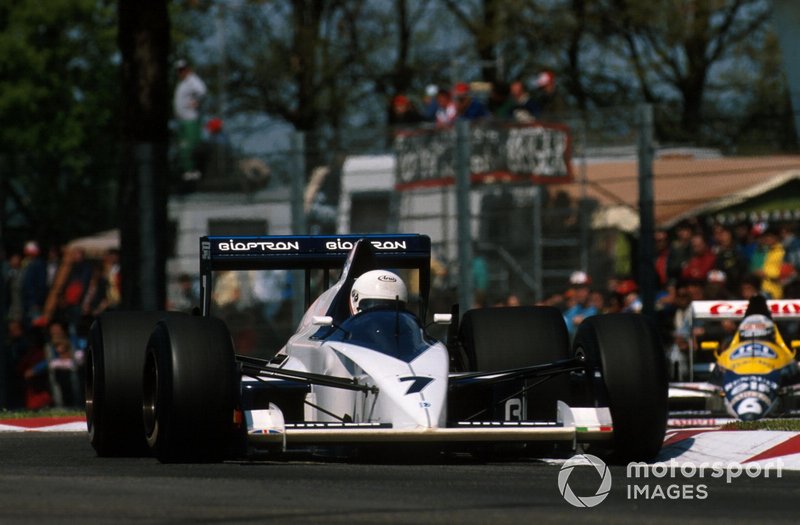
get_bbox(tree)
[595,0,774,138]
[441,0,506,84]
[184,0,447,168]
[0,0,120,248]
[117,0,170,310]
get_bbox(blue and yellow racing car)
[670,295,800,424]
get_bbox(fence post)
[0,156,5,408]
[455,120,474,311]
[136,143,159,311]
[637,104,656,318]
[290,132,306,326]
[532,186,543,303]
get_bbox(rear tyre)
[86,311,171,456]
[573,313,667,463]
[458,306,570,420]
[143,315,238,463]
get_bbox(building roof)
[562,154,800,231]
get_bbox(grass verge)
[721,419,800,431]
[0,408,84,420]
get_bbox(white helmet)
[739,314,774,340]
[349,270,408,314]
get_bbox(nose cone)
[731,393,777,421]
[724,372,779,421]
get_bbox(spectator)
[670,282,694,345]
[174,59,207,182]
[751,226,785,299]
[48,336,80,408]
[653,229,670,289]
[705,269,733,300]
[81,260,111,319]
[434,88,457,125]
[666,281,696,382]
[666,221,693,284]
[388,94,425,127]
[563,271,597,338]
[740,273,762,300]
[44,320,81,408]
[59,248,92,333]
[196,117,236,184]
[778,224,800,271]
[735,221,760,268]
[488,80,514,119]
[103,248,121,310]
[505,293,521,307]
[589,290,607,314]
[5,252,23,322]
[453,82,488,121]
[169,273,200,313]
[421,84,439,121]
[616,279,642,313]
[20,241,47,327]
[19,327,52,410]
[711,223,746,294]
[532,70,557,114]
[45,245,61,289]
[681,234,716,282]
[472,248,489,308]
[509,79,541,122]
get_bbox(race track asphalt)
[0,432,797,524]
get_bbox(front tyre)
[573,314,667,463]
[143,315,238,463]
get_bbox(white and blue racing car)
[86,234,667,463]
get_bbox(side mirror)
[311,316,333,327]
[433,313,452,325]
[700,341,719,352]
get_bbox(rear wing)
[199,234,431,316]
[689,300,800,323]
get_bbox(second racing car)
[669,294,800,424]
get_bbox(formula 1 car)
[669,295,800,425]
[86,234,667,463]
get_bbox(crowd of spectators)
[2,242,121,411]
[537,218,800,381]
[387,71,559,131]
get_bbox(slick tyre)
[572,313,668,463]
[143,315,238,463]
[459,306,571,419]
[87,311,173,457]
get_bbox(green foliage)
[722,419,800,431]
[0,407,84,419]
[0,0,119,247]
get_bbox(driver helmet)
[349,270,408,314]
[738,314,775,341]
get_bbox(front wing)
[245,402,614,450]
[668,382,800,427]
